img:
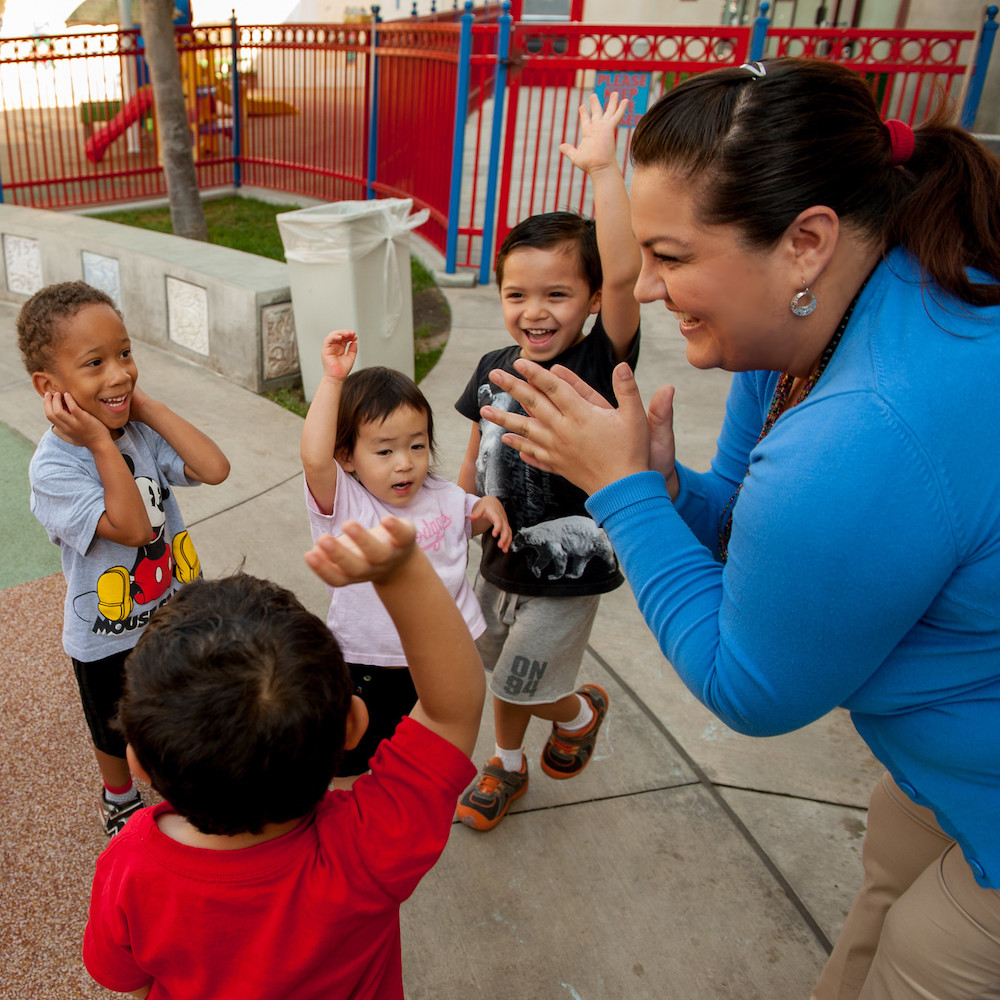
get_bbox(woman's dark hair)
[118,574,353,836]
[495,211,602,294]
[335,365,435,458]
[630,57,1000,307]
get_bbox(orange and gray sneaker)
[540,684,609,780]
[456,757,529,831]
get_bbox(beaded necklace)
[716,277,871,562]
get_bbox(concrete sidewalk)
[0,282,880,999]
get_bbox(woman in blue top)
[480,58,1000,1000]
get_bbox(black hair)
[495,211,602,294]
[630,57,1000,307]
[118,574,352,836]
[17,280,121,374]
[334,366,435,459]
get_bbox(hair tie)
[885,119,915,166]
[740,61,766,78]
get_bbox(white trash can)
[277,198,429,402]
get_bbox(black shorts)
[71,650,131,758]
[337,663,418,777]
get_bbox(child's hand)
[43,391,109,449]
[320,330,358,383]
[470,495,512,552]
[559,91,628,178]
[304,516,416,587]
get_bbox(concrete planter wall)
[0,204,298,394]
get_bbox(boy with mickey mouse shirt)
[18,281,229,837]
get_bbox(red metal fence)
[0,13,982,274]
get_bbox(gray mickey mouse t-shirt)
[29,423,199,662]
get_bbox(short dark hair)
[495,211,602,294]
[335,366,435,458]
[17,280,121,375]
[630,57,1000,307]
[118,574,353,836]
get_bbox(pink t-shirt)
[306,472,486,665]
[83,718,476,1000]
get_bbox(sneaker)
[456,757,529,831]
[540,684,609,780]
[99,789,144,837]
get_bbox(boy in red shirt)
[83,517,484,1000]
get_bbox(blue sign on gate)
[594,72,651,126]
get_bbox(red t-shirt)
[83,719,475,999]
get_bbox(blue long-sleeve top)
[587,248,1000,888]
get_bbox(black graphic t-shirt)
[455,314,640,597]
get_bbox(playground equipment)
[85,87,153,164]
[84,60,298,164]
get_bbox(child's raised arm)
[560,92,641,360]
[300,330,358,515]
[305,517,485,756]
[128,387,230,486]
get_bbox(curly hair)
[17,281,120,375]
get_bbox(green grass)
[93,195,300,261]
[92,195,450,408]
[411,255,436,294]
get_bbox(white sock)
[559,695,594,733]
[103,782,139,805]
[496,744,524,772]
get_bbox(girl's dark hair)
[495,211,602,294]
[335,366,435,457]
[630,57,1000,307]
[119,574,352,836]
[17,280,121,374]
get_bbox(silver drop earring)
[790,286,817,317]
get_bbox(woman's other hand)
[481,359,653,495]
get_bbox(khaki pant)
[812,772,1000,1000]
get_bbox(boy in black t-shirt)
[455,93,641,831]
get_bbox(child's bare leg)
[95,747,132,789]
[494,693,580,750]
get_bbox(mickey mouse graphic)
[95,456,200,623]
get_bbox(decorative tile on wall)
[262,302,299,380]
[3,234,43,295]
[166,277,209,356]
[82,251,122,310]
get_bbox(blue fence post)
[366,5,382,199]
[230,14,242,189]
[445,1,474,273]
[961,5,998,129]
[478,1,511,285]
[749,1,770,63]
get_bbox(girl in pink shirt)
[301,330,510,779]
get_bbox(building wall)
[583,0,717,24]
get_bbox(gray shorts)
[474,575,600,706]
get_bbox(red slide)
[85,87,154,164]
